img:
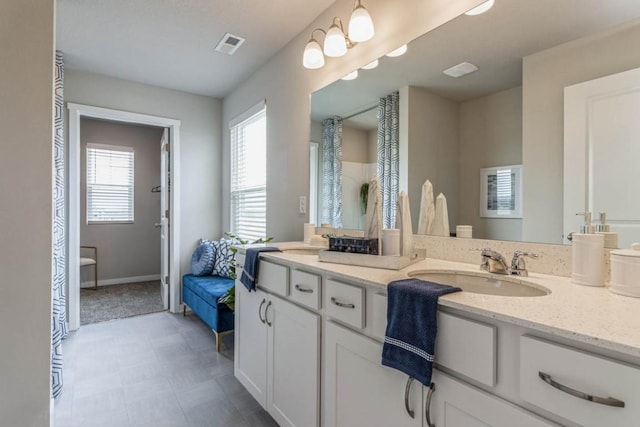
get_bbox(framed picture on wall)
[480,165,522,218]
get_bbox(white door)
[429,370,555,427]
[160,128,169,309]
[267,295,320,427]
[234,284,269,407]
[564,66,640,247]
[324,321,422,427]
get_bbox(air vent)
[443,62,479,78]
[215,33,245,55]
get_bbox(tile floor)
[54,311,278,427]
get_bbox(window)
[230,103,267,241]
[86,143,134,223]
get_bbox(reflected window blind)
[86,143,134,223]
[230,107,266,241]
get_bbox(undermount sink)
[407,270,550,297]
[279,247,323,255]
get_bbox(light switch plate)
[299,196,306,214]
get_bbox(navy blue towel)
[381,279,461,386]
[240,247,281,291]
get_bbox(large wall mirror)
[310,0,640,247]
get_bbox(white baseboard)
[80,274,161,288]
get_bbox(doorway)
[68,103,182,331]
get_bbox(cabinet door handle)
[330,297,355,309]
[258,298,266,324]
[538,372,625,408]
[425,382,435,427]
[404,377,415,418]
[295,284,314,293]
[265,300,273,327]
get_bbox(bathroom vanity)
[233,246,640,427]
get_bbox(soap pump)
[571,211,605,287]
[596,212,610,232]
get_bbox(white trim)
[67,103,182,331]
[229,99,266,128]
[80,274,161,288]
[86,142,135,152]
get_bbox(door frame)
[67,102,182,331]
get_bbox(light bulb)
[324,24,348,57]
[361,59,379,70]
[386,44,407,57]
[341,70,358,80]
[303,38,325,69]
[348,3,375,43]
[465,0,495,16]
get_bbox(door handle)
[425,382,435,427]
[265,301,273,327]
[404,377,415,418]
[154,223,162,228]
[295,284,314,293]
[538,372,625,407]
[258,298,266,324]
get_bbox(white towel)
[417,179,435,235]
[432,193,450,237]
[395,191,414,256]
[364,177,382,254]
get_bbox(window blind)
[86,143,134,223]
[230,107,266,241]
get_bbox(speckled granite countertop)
[238,242,640,358]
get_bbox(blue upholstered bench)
[182,274,235,351]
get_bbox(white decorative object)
[456,225,473,238]
[364,177,382,254]
[571,233,605,287]
[304,223,315,243]
[480,165,522,218]
[432,193,450,237]
[609,243,640,297]
[418,179,435,235]
[382,228,400,256]
[395,191,413,256]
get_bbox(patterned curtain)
[52,50,68,399]
[377,91,400,228]
[321,116,343,228]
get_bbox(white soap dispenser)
[571,211,605,287]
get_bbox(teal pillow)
[190,240,215,276]
[212,237,240,278]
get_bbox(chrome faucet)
[480,248,539,276]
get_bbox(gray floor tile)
[184,399,246,427]
[72,389,127,425]
[226,388,263,414]
[73,370,123,400]
[241,408,279,427]
[126,389,184,426]
[215,374,247,396]
[175,378,227,411]
[122,377,173,403]
[120,362,164,386]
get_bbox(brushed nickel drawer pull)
[425,382,435,427]
[404,377,415,418]
[538,372,625,408]
[258,298,266,324]
[330,297,355,309]
[295,284,314,293]
[265,301,273,327]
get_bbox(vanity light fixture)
[341,70,359,80]
[302,0,375,69]
[361,59,379,70]
[385,44,408,57]
[465,0,495,16]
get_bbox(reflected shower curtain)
[321,116,343,228]
[377,91,400,228]
[52,50,68,399]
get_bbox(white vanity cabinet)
[324,321,422,427]
[234,260,320,427]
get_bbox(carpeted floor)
[80,280,165,325]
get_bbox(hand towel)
[417,180,435,235]
[240,247,281,291]
[395,191,414,256]
[364,177,383,255]
[382,279,461,386]
[431,193,450,237]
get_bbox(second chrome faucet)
[480,248,538,276]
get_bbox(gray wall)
[402,86,459,233]
[342,126,370,163]
[522,21,640,243]
[80,118,163,282]
[221,0,486,240]
[367,129,378,164]
[65,70,222,278]
[459,86,523,241]
[0,0,54,424]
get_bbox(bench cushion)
[183,274,234,307]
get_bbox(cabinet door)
[324,321,422,427]
[234,283,268,407]
[266,295,320,427]
[428,370,556,427]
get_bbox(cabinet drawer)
[324,279,365,329]
[435,312,496,387]
[290,269,321,310]
[520,336,640,427]
[257,260,289,297]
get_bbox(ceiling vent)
[443,62,479,78]
[215,33,245,55]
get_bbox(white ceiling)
[56,0,336,98]
[311,0,640,128]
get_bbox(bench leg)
[183,305,186,317]
[212,330,233,352]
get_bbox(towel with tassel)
[240,247,282,291]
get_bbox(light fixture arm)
[331,17,356,49]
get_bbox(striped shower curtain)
[321,116,343,228]
[377,92,400,228]
[52,50,68,399]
